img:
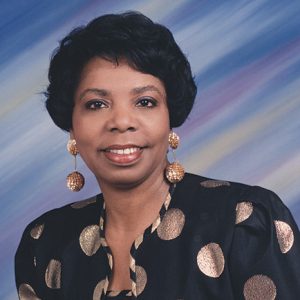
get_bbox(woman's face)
[71,57,170,188]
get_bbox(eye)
[136,98,157,108]
[85,100,108,110]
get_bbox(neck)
[99,171,170,237]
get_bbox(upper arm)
[15,223,41,299]
[229,187,300,299]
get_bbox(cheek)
[151,105,170,128]
[159,111,170,139]
[72,115,96,149]
[151,111,170,147]
[152,122,170,151]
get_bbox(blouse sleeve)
[229,186,300,299]
[15,222,42,299]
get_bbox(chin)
[109,175,147,190]
[97,167,161,189]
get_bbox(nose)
[106,105,137,133]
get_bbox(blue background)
[1,1,300,299]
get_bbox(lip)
[100,144,145,165]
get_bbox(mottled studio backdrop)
[1,0,300,299]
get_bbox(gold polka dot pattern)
[197,243,225,278]
[93,279,107,300]
[243,274,276,300]
[30,224,44,239]
[136,265,147,296]
[274,220,294,253]
[157,208,185,240]
[71,196,96,208]
[235,202,253,224]
[79,225,101,256]
[18,283,41,300]
[200,180,230,188]
[45,259,61,289]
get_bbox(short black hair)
[45,11,197,130]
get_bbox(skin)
[70,57,171,290]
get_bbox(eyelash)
[136,97,158,108]
[84,98,158,110]
[85,100,107,110]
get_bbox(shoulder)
[174,172,259,214]
[176,172,253,199]
[176,172,289,212]
[20,194,102,244]
[174,173,298,236]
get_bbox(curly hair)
[45,11,197,130]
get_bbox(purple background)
[1,1,300,299]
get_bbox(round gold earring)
[66,139,85,191]
[165,131,184,183]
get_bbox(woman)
[15,12,300,300]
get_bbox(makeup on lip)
[102,144,144,164]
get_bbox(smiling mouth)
[101,145,145,165]
[105,147,141,155]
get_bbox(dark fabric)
[15,173,300,299]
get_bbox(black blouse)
[15,173,300,299]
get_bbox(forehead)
[76,57,166,96]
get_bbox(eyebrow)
[131,85,164,97]
[79,85,164,101]
[79,88,110,101]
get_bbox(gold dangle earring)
[66,139,85,191]
[165,131,185,183]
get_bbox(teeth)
[108,147,140,155]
